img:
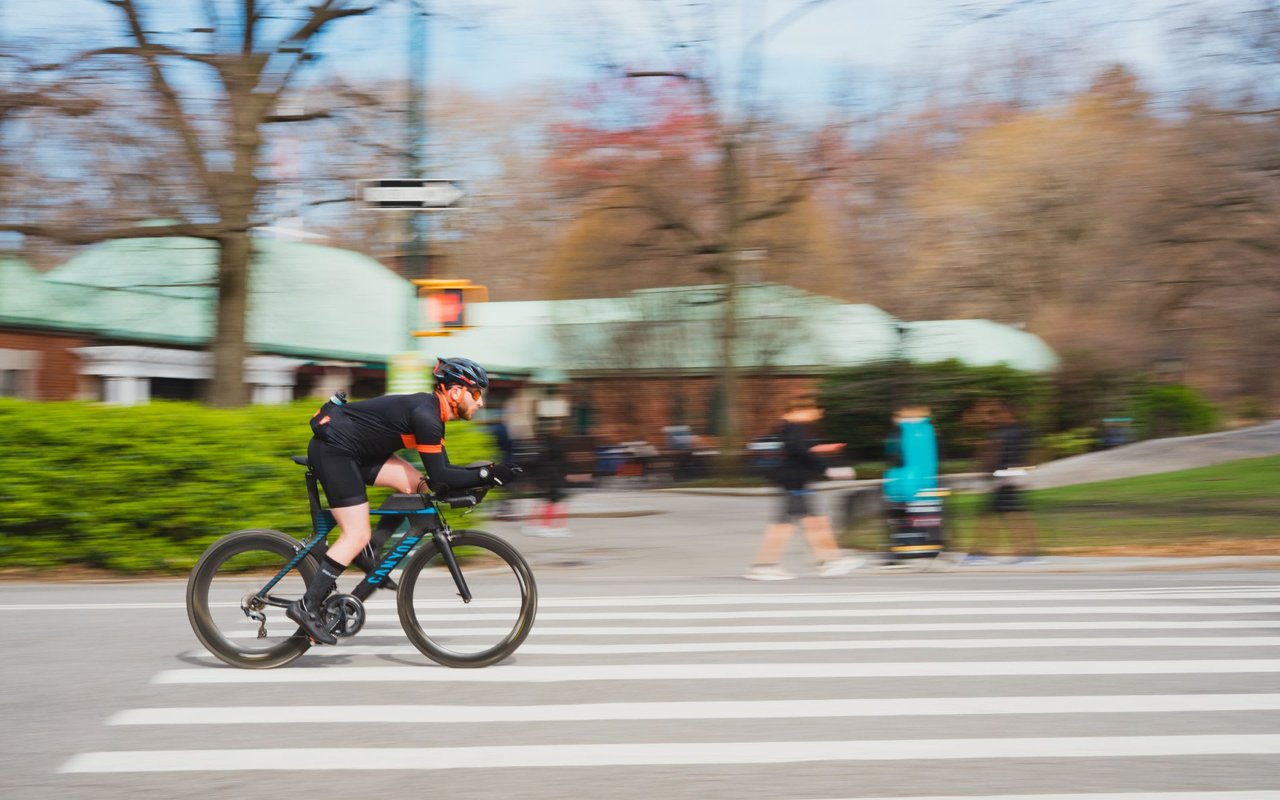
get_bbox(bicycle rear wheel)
[397,529,537,668]
[186,528,318,669]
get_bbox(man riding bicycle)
[288,356,519,644]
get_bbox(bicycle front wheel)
[186,528,318,669]
[397,529,537,668]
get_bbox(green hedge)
[0,400,495,572]
[817,360,1050,461]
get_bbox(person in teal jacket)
[883,404,939,504]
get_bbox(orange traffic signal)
[413,279,488,337]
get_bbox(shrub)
[0,399,495,572]
[1041,427,1098,459]
[1131,384,1221,440]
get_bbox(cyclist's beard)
[457,400,477,421]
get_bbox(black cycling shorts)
[307,437,386,509]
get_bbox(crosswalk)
[61,584,1280,798]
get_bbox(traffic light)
[413,279,489,337]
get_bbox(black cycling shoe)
[286,599,337,645]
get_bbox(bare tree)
[1,1,378,406]
[545,0,844,473]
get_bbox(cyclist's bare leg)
[372,453,422,494]
[326,454,422,565]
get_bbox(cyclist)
[288,356,520,644]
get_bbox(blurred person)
[883,404,940,504]
[745,396,864,580]
[664,423,697,481]
[882,404,948,562]
[486,409,519,521]
[289,357,521,644]
[964,399,1041,564]
[523,417,572,537]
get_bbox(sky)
[3,0,1202,118]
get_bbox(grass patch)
[842,456,1280,556]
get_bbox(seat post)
[304,471,334,538]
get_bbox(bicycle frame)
[252,476,473,608]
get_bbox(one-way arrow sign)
[360,179,465,210]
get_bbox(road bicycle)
[186,455,537,670]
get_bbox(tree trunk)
[716,134,744,477]
[209,229,251,407]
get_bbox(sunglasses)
[459,386,484,400]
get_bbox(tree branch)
[738,167,832,225]
[261,2,377,109]
[76,44,222,69]
[263,109,332,123]
[107,0,216,197]
[2,221,221,244]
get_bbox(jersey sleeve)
[409,398,489,491]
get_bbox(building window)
[151,377,205,401]
[0,368,24,398]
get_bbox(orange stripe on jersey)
[403,433,444,454]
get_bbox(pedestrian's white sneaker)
[817,555,865,577]
[744,564,796,581]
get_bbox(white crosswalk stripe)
[61,585,1280,797]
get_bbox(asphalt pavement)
[3,460,1279,799]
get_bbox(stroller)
[884,487,949,562]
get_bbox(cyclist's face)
[452,384,484,420]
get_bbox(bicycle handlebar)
[422,486,490,509]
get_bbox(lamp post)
[406,0,429,280]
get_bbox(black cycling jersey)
[309,392,487,506]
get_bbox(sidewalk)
[500,487,1280,578]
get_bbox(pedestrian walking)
[523,418,572,537]
[964,399,1041,564]
[745,396,864,580]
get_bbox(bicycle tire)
[397,529,537,668]
[186,528,318,669]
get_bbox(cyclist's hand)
[490,463,522,486]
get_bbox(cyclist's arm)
[409,403,489,491]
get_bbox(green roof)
[5,244,1058,376]
[435,283,1059,375]
[23,236,416,361]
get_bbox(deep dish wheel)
[186,528,317,669]
[396,529,537,668]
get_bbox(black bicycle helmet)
[432,357,489,389]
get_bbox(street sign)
[360,179,465,210]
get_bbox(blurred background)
[1,0,1277,568]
